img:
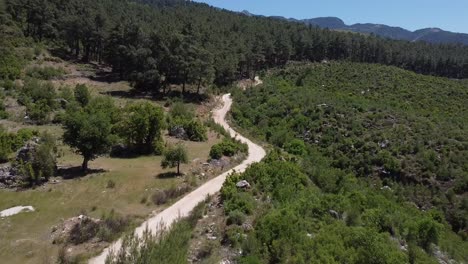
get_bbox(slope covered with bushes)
[232,62,468,236]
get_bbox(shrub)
[26,99,52,124]
[0,53,22,80]
[184,120,207,142]
[25,66,66,80]
[16,132,57,186]
[210,138,248,159]
[0,127,36,162]
[68,218,100,245]
[284,139,307,155]
[106,179,116,189]
[224,192,255,215]
[152,190,168,205]
[227,210,246,225]
[74,84,90,106]
[168,102,208,142]
[0,100,8,119]
[19,78,57,108]
[152,184,191,205]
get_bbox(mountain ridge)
[300,17,468,45]
[240,13,468,45]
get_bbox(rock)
[210,157,230,168]
[51,215,101,244]
[16,139,39,164]
[381,185,392,191]
[329,210,340,219]
[169,125,187,139]
[242,223,253,231]
[236,180,251,189]
[55,98,69,108]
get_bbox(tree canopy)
[4,0,468,92]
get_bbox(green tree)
[161,144,188,175]
[62,105,114,171]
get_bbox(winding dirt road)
[89,94,266,264]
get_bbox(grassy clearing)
[0,130,221,264]
[0,60,232,263]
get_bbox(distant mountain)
[238,12,468,46]
[300,17,468,45]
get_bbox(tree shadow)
[101,87,212,105]
[90,71,121,83]
[57,166,107,179]
[156,172,180,179]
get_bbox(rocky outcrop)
[51,215,102,245]
[169,125,188,139]
[0,138,45,188]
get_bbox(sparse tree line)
[2,0,468,94]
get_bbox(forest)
[2,0,468,92]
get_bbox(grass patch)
[0,132,221,263]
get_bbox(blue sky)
[194,0,468,34]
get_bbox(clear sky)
[193,0,468,34]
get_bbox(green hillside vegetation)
[231,62,468,237]
[219,152,468,263]
[3,0,468,95]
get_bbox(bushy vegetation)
[18,78,58,124]
[220,152,468,263]
[25,65,66,80]
[168,102,207,142]
[74,84,90,107]
[151,184,191,205]
[0,127,36,162]
[209,138,248,159]
[116,102,165,155]
[106,200,207,264]
[15,132,57,186]
[68,211,129,245]
[232,62,468,235]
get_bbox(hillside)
[108,63,468,263]
[231,62,468,236]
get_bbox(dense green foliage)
[116,102,165,154]
[0,127,35,162]
[168,102,207,142]
[4,0,468,95]
[18,78,58,124]
[232,62,468,237]
[62,98,116,171]
[16,132,57,186]
[106,201,207,264]
[221,152,468,263]
[209,138,248,159]
[0,0,25,82]
[74,84,91,107]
